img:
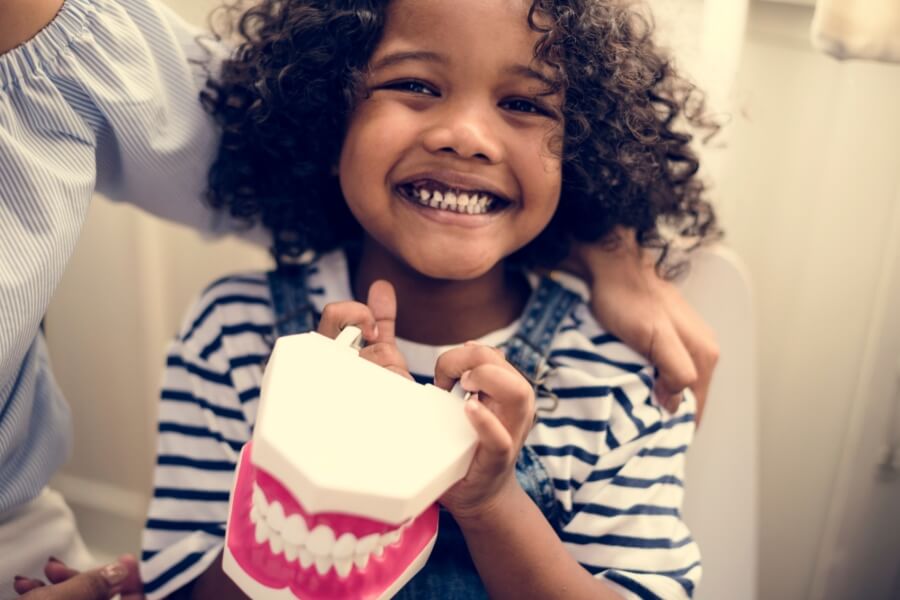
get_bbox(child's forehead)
[372,0,556,84]
[379,0,542,55]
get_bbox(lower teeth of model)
[413,189,493,214]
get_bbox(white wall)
[719,3,900,598]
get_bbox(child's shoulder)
[545,274,652,382]
[174,270,275,354]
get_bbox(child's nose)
[422,107,504,164]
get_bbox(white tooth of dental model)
[223,326,478,599]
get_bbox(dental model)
[223,327,478,599]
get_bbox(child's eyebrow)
[504,64,555,89]
[370,52,555,90]
[370,50,446,71]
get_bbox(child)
[135,0,717,598]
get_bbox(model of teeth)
[412,186,496,214]
[250,483,407,578]
[222,329,478,600]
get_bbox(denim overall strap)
[396,277,581,599]
[504,277,580,535]
[266,265,317,339]
[503,276,581,384]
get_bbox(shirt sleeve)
[540,307,702,599]
[139,279,268,599]
[0,0,264,509]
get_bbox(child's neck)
[351,237,530,346]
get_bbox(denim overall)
[267,259,580,599]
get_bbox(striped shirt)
[141,250,701,600]
[0,0,261,513]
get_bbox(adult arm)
[0,0,62,53]
[573,230,719,422]
[0,0,264,511]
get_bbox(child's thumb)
[367,279,398,343]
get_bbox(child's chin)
[416,260,499,282]
[405,251,503,282]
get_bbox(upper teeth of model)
[250,483,408,577]
[410,185,496,214]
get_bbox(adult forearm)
[455,481,621,600]
[0,0,64,53]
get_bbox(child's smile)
[339,0,564,282]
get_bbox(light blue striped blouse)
[0,0,256,513]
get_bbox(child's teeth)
[354,552,370,570]
[418,188,431,201]
[456,193,468,208]
[444,191,458,206]
[269,534,284,555]
[433,190,443,205]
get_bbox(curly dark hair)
[202,0,720,273]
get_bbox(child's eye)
[381,80,439,96]
[501,98,551,116]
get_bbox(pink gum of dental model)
[226,442,439,600]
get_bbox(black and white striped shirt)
[141,250,701,600]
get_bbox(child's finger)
[464,397,515,470]
[359,342,413,380]
[433,343,511,391]
[317,301,378,342]
[366,280,398,344]
[461,364,534,445]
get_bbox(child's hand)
[317,279,412,380]
[434,342,535,520]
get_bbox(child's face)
[339,0,563,280]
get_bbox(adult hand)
[14,555,144,600]
[572,229,719,424]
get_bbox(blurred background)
[43,0,900,598]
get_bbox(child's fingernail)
[101,562,128,586]
[465,397,479,412]
[372,325,379,339]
